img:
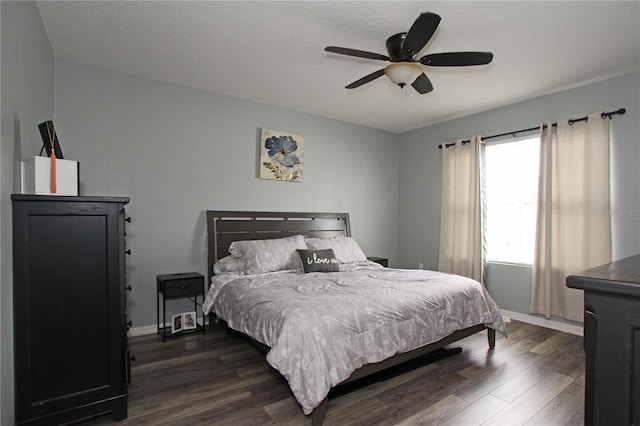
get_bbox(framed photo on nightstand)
[183,311,197,330]
[171,313,183,334]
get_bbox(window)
[485,136,540,265]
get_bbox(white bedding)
[203,264,506,415]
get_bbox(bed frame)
[206,210,496,425]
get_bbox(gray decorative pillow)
[229,234,306,275]
[305,236,368,264]
[297,249,340,273]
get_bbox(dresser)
[566,254,640,426]
[12,195,131,425]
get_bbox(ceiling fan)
[325,12,494,94]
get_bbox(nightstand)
[367,257,389,267]
[157,272,205,342]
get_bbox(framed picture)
[259,128,304,182]
[183,311,197,330]
[37,120,64,159]
[171,313,183,334]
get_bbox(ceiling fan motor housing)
[386,33,413,61]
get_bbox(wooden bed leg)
[311,397,328,426]
[488,328,496,349]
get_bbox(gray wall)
[1,2,55,424]
[398,71,640,319]
[53,60,400,330]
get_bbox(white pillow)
[213,255,239,275]
[229,234,306,275]
[305,236,368,264]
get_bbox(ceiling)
[36,1,639,134]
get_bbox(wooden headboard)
[206,211,351,282]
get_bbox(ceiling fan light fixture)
[384,62,422,88]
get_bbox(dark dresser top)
[566,254,640,297]
[12,194,129,204]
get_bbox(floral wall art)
[259,128,304,182]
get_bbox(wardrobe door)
[13,195,129,425]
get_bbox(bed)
[203,211,506,425]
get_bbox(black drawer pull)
[125,249,132,255]
[126,285,132,291]
[130,355,136,362]
[125,217,132,223]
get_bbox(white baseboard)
[501,309,583,336]
[128,324,158,337]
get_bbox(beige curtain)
[438,136,485,284]
[530,112,611,322]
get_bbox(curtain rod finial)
[602,108,626,119]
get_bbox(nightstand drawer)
[157,272,204,298]
[163,279,201,297]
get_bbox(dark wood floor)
[86,319,585,425]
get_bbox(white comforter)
[203,265,506,415]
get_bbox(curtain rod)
[438,108,626,149]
